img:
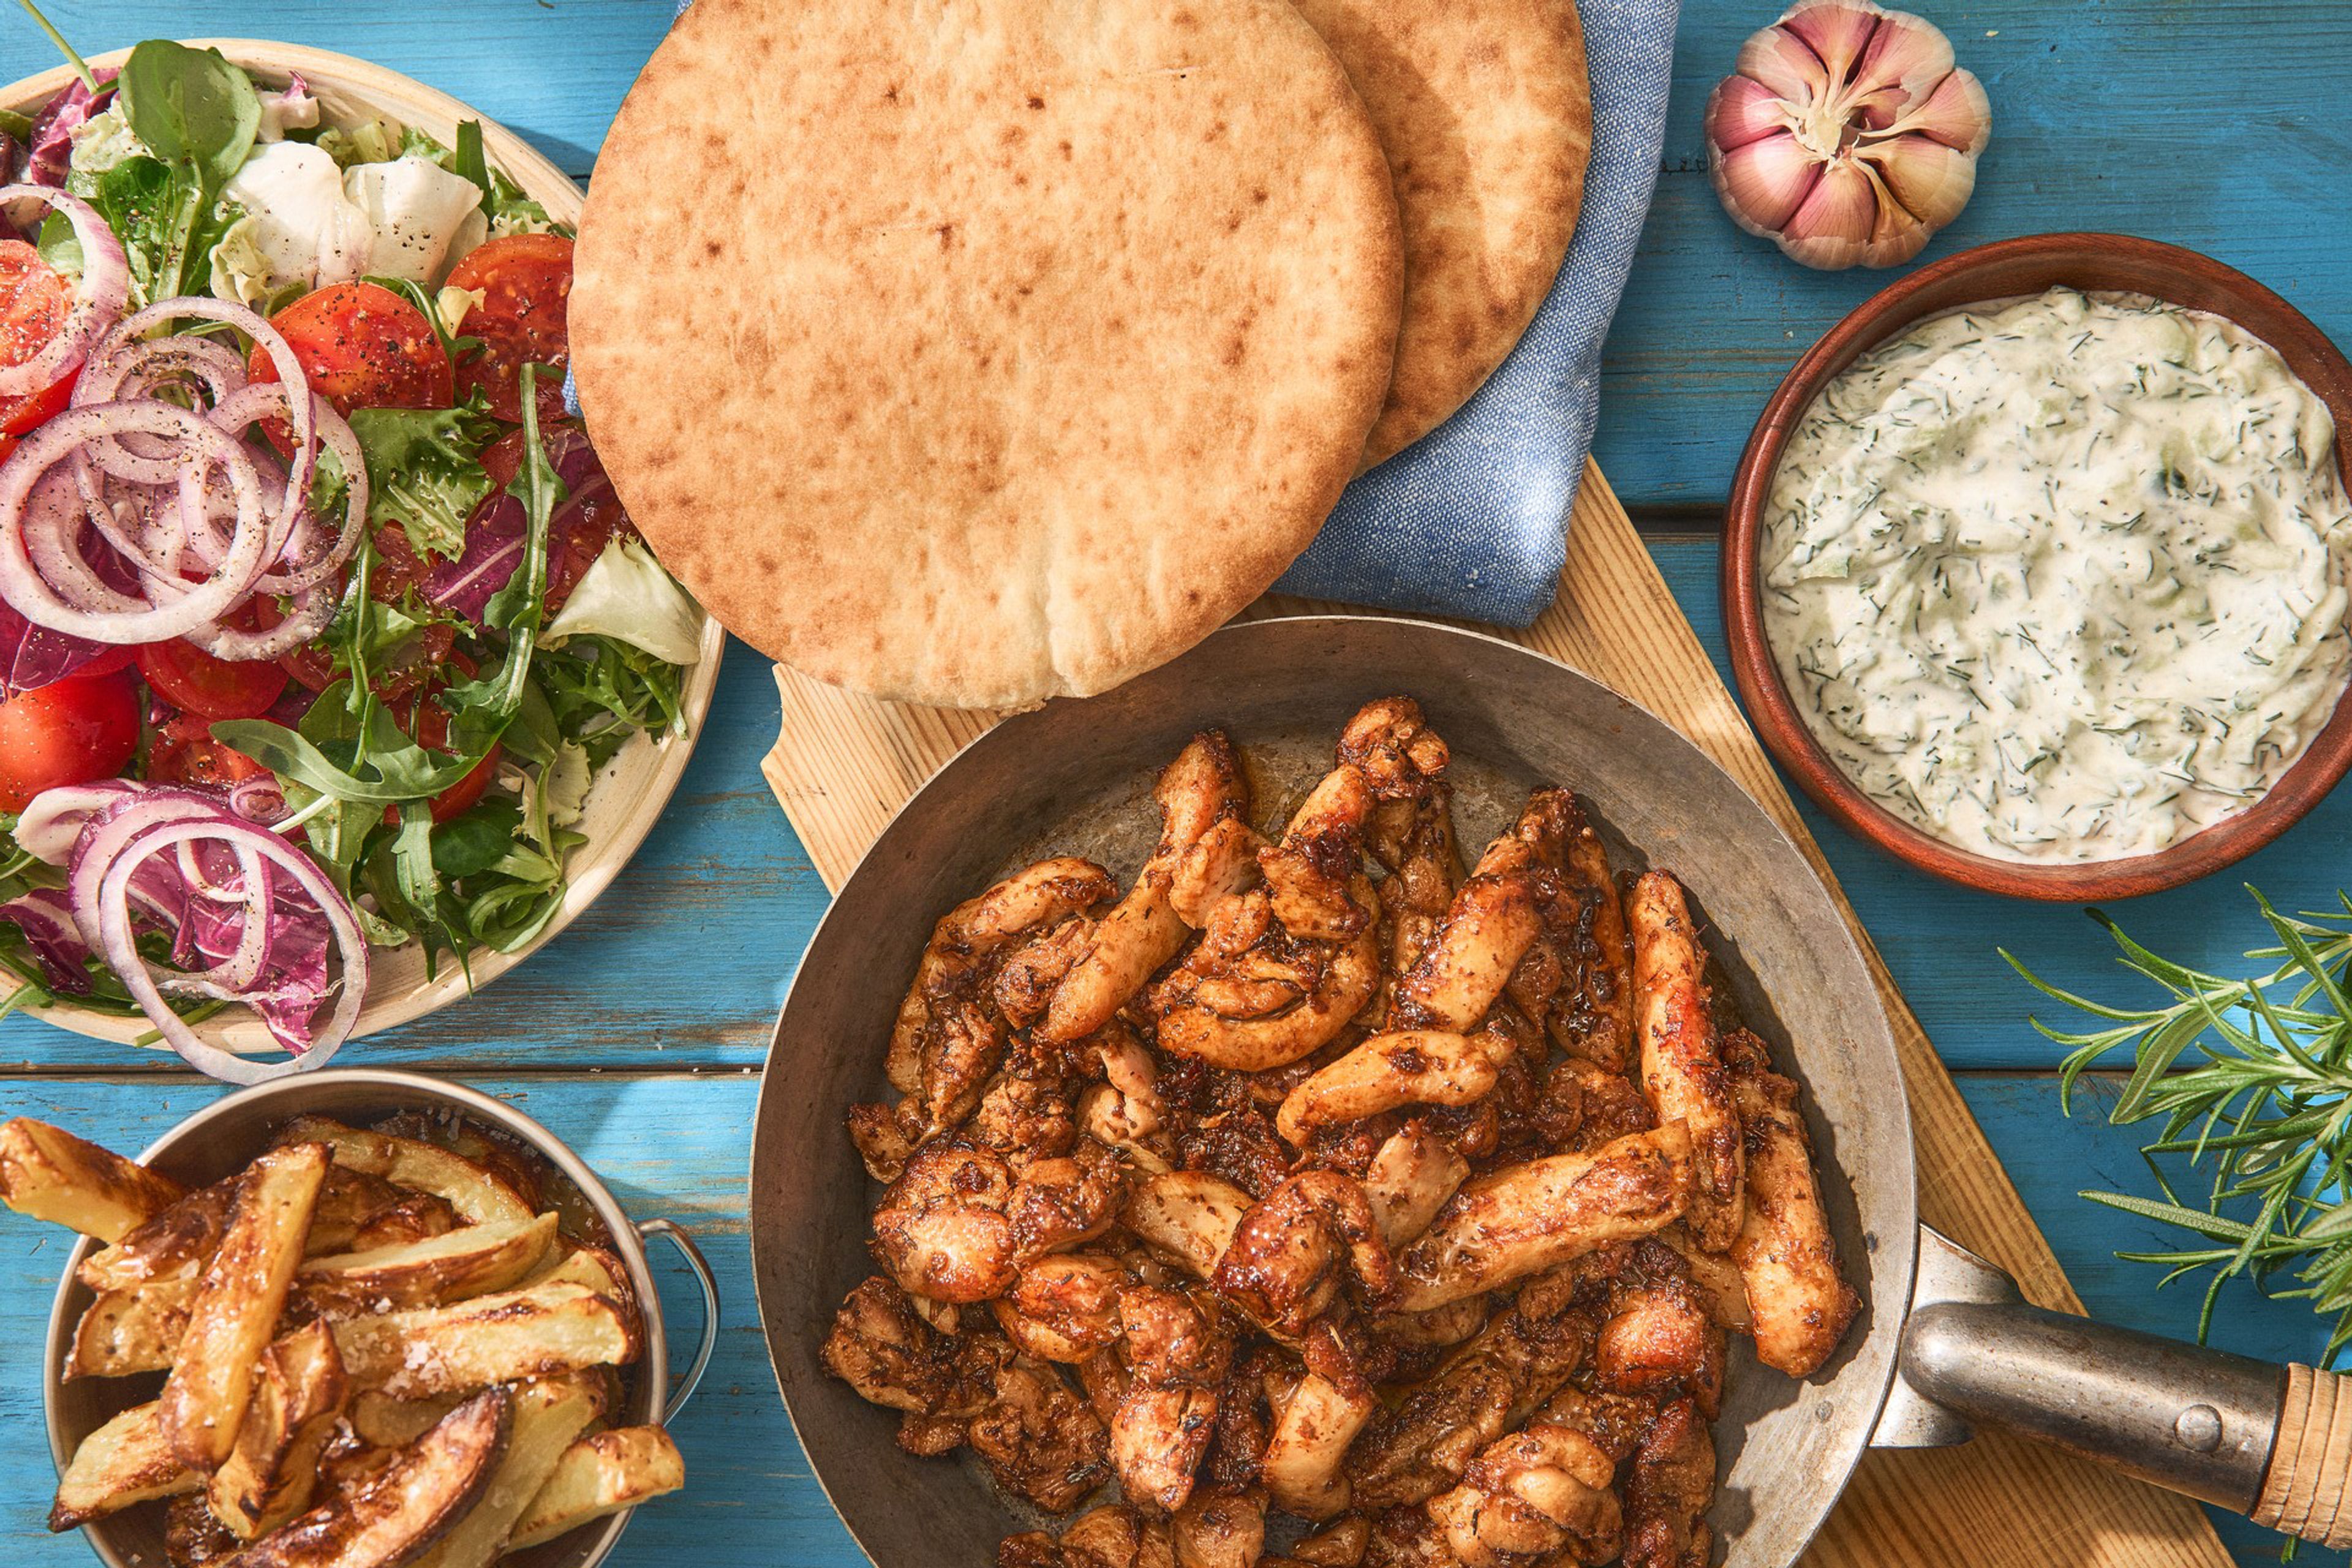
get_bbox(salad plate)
[0,40,726,1066]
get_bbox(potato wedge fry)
[81,1168,432,1295]
[1,1118,186,1242]
[209,1319,349,1539]
[50,1400,200,1529]
[508,1427,685,1550]
[213,1387,511,1568]
[527,1242,639,1329]
[411,1373,605,1567]
[335,1281,639,1400]
[350,1390,466,1449]
[276,1117,531,1227]
[66,1276,197,1378]
[162,1142,331,1471]
[374,1113,546,1215]
[296,1213,560,1320]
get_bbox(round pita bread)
[1291,0,1591,469]
[571,0,1403,710]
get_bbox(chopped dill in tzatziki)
[1762,287,2352,864]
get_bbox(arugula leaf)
[432,798,522,879]
[453,120,494,221]
[116,40,258,190]
[445,365,563,752]
[14,0,96,93]
[347,394,500,562]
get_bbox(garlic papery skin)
[1705,0,1991,270]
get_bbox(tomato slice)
[0,671,140,813]
[249,281,453,422]
[148,713,267,791]
[445,235,571,425]
[0,241,79,464]
[136,638,288,722]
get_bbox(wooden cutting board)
[761,460,2230,1568]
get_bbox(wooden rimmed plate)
[1722,232,2352,902]
[2,42,727,1052]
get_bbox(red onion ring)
[13,778,143,864]
[0,186,128,399]
[0,403,273,641]
[90,814,366,1083]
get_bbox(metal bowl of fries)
[20,1069,717,1568]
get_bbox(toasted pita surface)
[1292,0,1591,469]
[572,0,1404,709]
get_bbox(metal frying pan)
[748,615,2346,1563]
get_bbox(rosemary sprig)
[2004,888,2352,1363]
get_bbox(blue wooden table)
[2,3,2348,1565]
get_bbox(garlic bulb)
[1705,0,1991,270]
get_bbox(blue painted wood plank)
[0,1071,2329,1567]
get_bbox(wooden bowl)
[1722,233,2352,902]
[1,43,727,1050]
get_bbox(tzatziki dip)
[1761,287,2352,864]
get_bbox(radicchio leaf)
[24,74,115,192]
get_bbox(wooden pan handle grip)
[2255,1364,2352,1548]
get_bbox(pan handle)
[1885,1225,2352,1548]
[637,1217,720,1422]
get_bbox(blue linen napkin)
[577,0,1679,628]
[1276,0,1684,626]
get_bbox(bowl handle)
[636,1217,720,1422]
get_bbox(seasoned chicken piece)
[1553,1057,1656,1153]
[1213,1170,1397,1337]
[1363,1509,1457,1568]
[1009,1142,1128,1263]
[999,919,1100,1029]
[1275,1031,1503,1145]
[1656,1223,1754,1333]
[846,1101,916,1183]
[822,1276,956,1414]
[1156,768,1384,1071]
[998,1253,1129,1363]
[1172,815,1273,928]
[1001,1503,1178,1568]
[1532,1385,1660,1466]
[1126,1170,1254,1279]
[1375,792,1462,1011]
[1337,697,1451,807]
[1722,1028,1859,1376]
[1041,734,1251,1045]
[871,1145,1017,1303]
[1627,871,1743,1253]
[1262,1366,1377,1519]
[1362,1120,1471,1249]
[1547,798,1635,1072]
[909,997,1011,1145]
[1621,1397,1716,1568]
[1257,766,1376,941]
[1427,1420,1624,1568]
[1289,1515,1373,1568]
[967,1347,1114,1513]
[1393,1125,1693,1312]
[1347,1291,1599,1510]
[1370,1294,1490,1350]
[1111,1285,1232,1512]
[889,857,1120,1091]
[1390,841,1551,1036]
[1597,1242,1726,1419]
[1172,1486,1268,1568]
[966,1057,1084,1175]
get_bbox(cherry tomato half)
[249,281,453,422]
[136,638,287,722]
[148,713,266,791]
[445,235,571,425]
[0,671,139,812]
[0,241,79,463]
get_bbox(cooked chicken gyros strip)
[1263,1368,1377,1520]
[1392,795,1579,1035]
[886,856,1117,1092]
[1363,1119,1471,1248]
[1395,1125,1694,1311]
[1275,1030,1502,1145]
[1041,733,1250,1044]
[1125,1170,1254,1279]
[1627,871,1744,1253]
[1553,798,1635,1071]
[1723,1028,1860,1376]
[1427,1418,1624,1568]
